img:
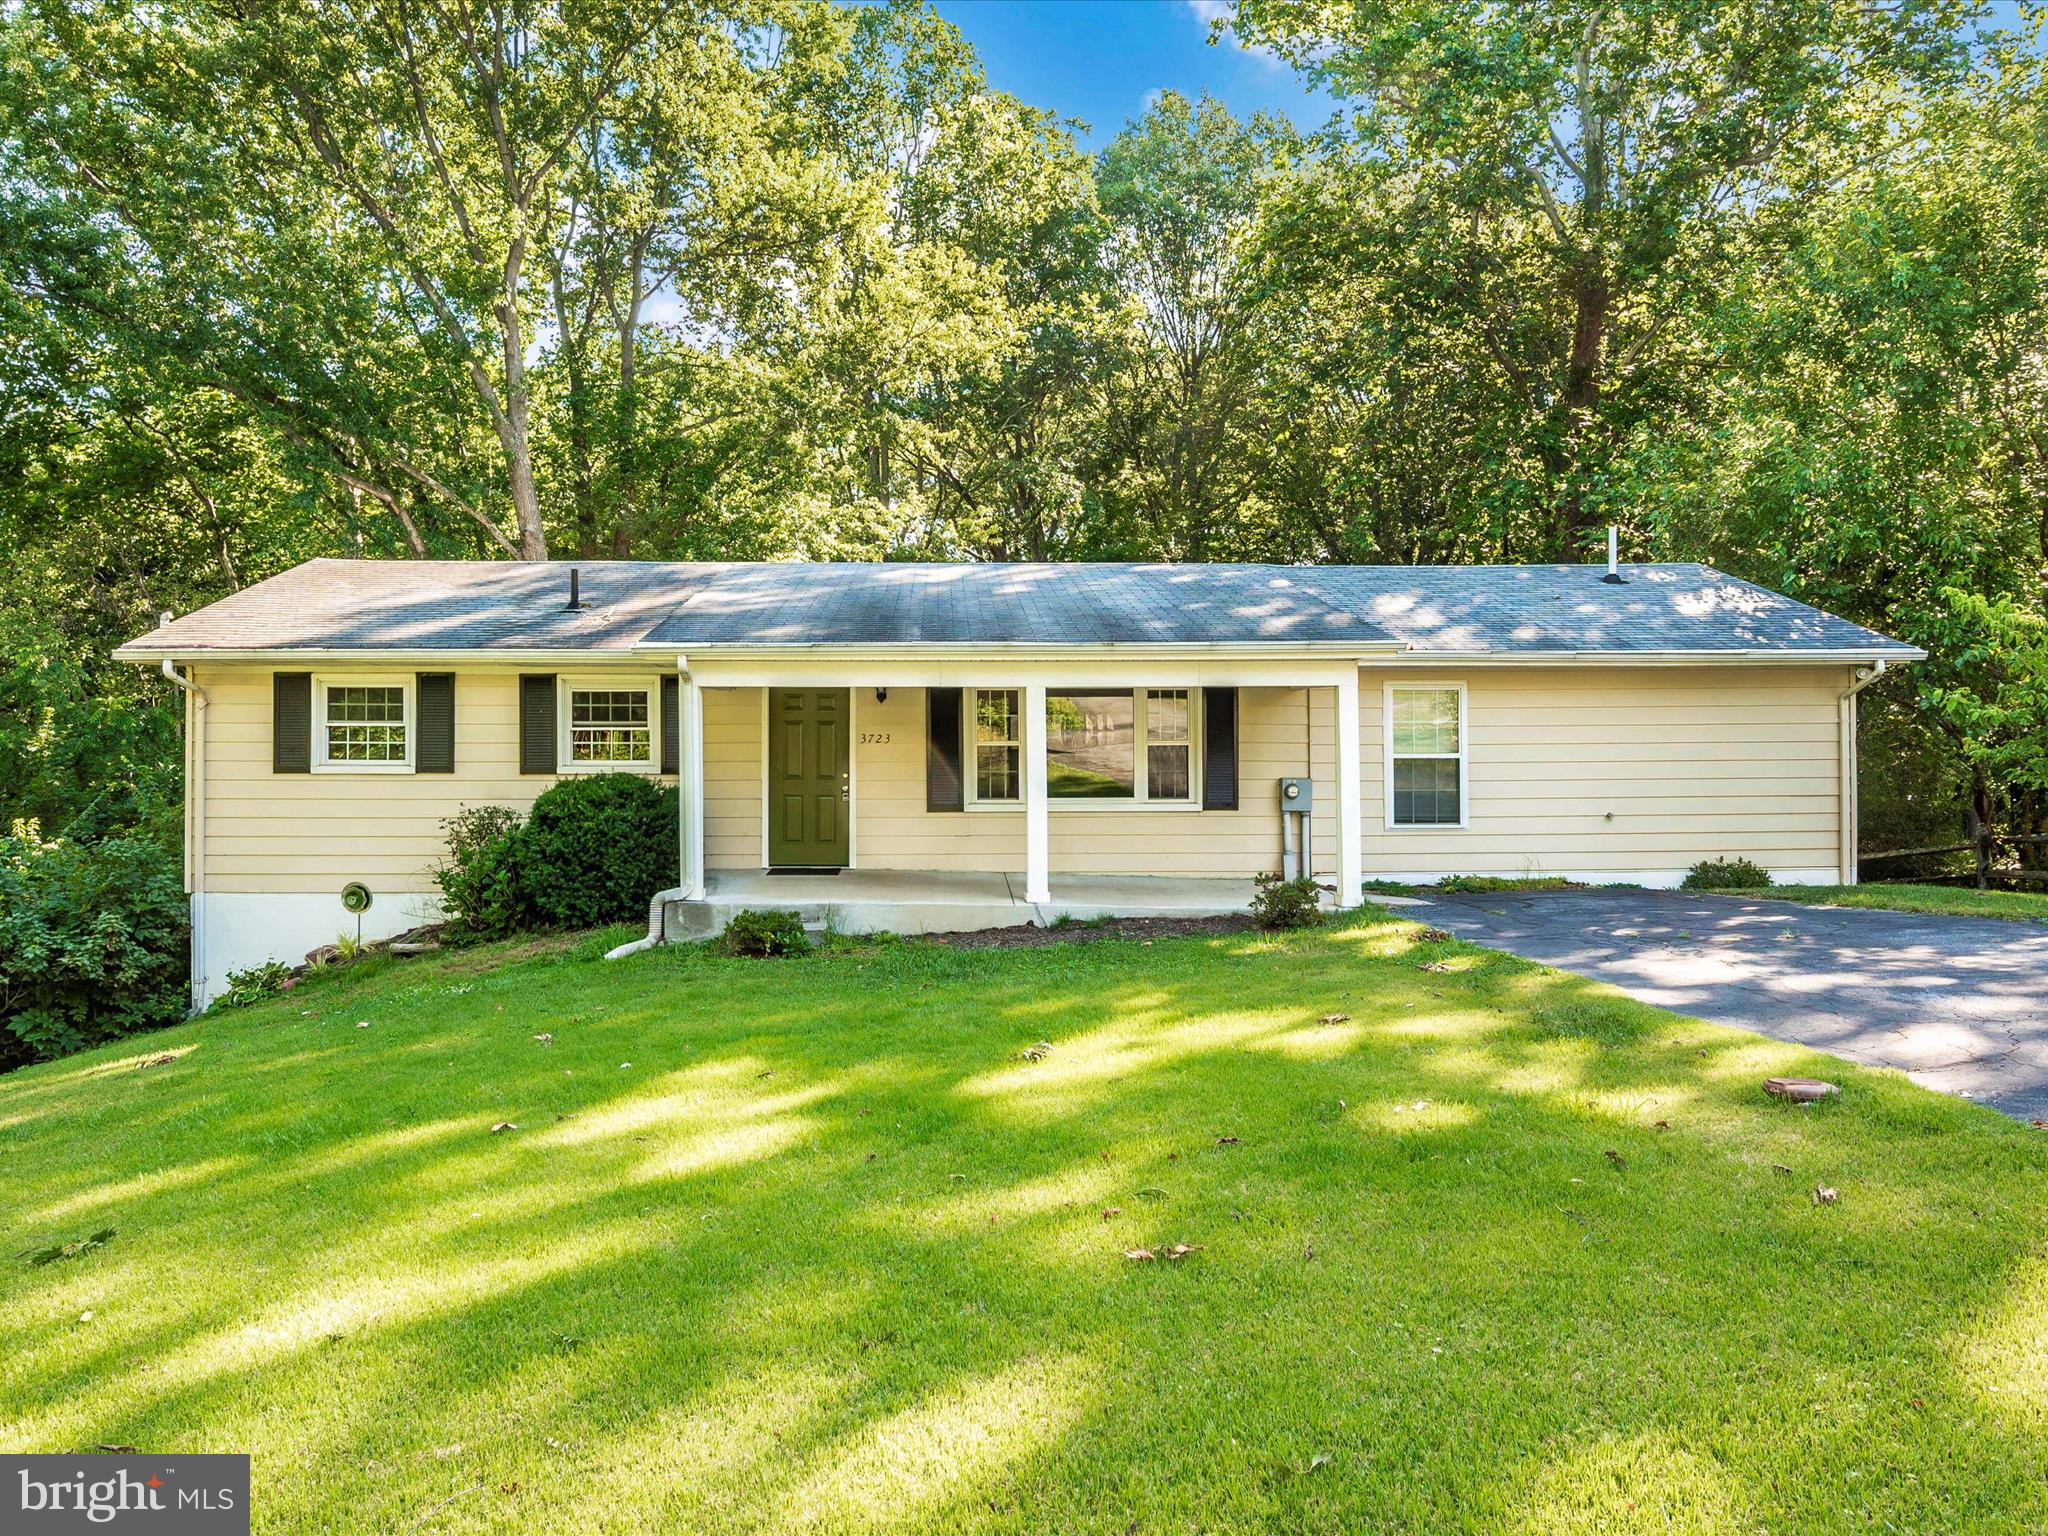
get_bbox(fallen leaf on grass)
[138,1053,179,1069]
[1604,1150,1627,1169]
[1125,1244,1202,1263]
[22,1228,115,1267]
[1019,1041,1053,1062]
[433,1443,464,1459]
[532,1033,552,1045]
[1303,1238,1315,1261]
[1101,1206,1122,1220]
[1309,1453,1333,1472]
[490,1122,518,1134]
[1318,1012,1351,1025]
[1813,1185,1840,1206]
[1773,1164,1795,1176]
[1417,961,1453,974]
[355,1021,372,1030]
[1418,927,1453,943]
[1215,1135,1239,1146]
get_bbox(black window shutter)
[926,687,964,811]
[416,673,455,772]
[273,672,311,773]
[1202,687,1238,811]
[660,675,679,775]
[519,674,557,775]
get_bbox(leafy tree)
[1233,0,1974,559]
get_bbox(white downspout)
[159,627,208,1010]
[1837,659,1888,886]
[608,652,700,961]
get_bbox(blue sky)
[928,0,1340,147]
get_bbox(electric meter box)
[1278,777,1313,812]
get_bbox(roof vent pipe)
[565,567,585,611]
[1602,526,1626,584]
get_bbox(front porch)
[658,870,1264,942]
[606,870,1427,956]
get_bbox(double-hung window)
[967,688,1198,805]
[975,689,1021,801]
[1387,684,1465,827]
[561,682,654,770]
[315,677,412,771]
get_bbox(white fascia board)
[113,646,655,666]
[1369,647,1925,666]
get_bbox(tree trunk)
[497,235,546,559]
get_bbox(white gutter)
[1837,659,1890,885]
[156,618,208,1010]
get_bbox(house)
[117,554,1923,1006]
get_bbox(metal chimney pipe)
[565,567,583,610]
[1602,526,1625,584]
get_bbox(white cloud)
[1181,0,1283,65]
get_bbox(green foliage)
[214,960,294,1011]
[520,775,678,931]
[435,805,533,944]
[1682,857,1775,891]
[719,908,813,958]
[1249,872,1323,929]
[0,829,188,1070]
[1435,875,1576,894]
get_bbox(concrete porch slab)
[606,870,1425,957]
[661,870,1263,942]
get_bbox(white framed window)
[314,675,413,772]
[1386,683,1466,828]
[974,689,1021,801]
[967,687,1199,806]
[559,679,656,771]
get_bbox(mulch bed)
[919,914,1256,949]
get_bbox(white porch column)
[1023,682,1050,904]
[679,672,706,900]
[1335,670,1363,906]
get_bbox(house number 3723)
[859,732,891,745]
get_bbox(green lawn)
[1733,883,2048,924]
[4,916,2046,1534]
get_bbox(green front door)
[767,688,851,867]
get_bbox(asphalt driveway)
[1422,887,2048,1120]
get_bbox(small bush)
[521,775,679,930]
[1250,872,1324,930]
[0,829,189,1070]
[721,908,812,958]
[1682,857,1774,891]
[1436,874,1575,894]
[435,804,532,943]
[214,960,294,1010]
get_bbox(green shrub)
[521,775,679,929]
[1682,857,1774,891]
[1436,874,1575,893]
[0,830,189,1070]
[1250,872,1324,930]
[214,960,294,1010]
[435,804,532,942]
[721,909,812,957]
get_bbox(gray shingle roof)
[117,558,1922,660]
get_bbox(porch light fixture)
[874,687,888,702]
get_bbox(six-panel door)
[767,688,851,867]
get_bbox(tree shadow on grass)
[2,917,2045,1532]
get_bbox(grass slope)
[1743,883,2048,924]
[3,916,2046,1534]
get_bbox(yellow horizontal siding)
[1360,664,1846,876]
[195,665,674,895]
[188,660,1850,895]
